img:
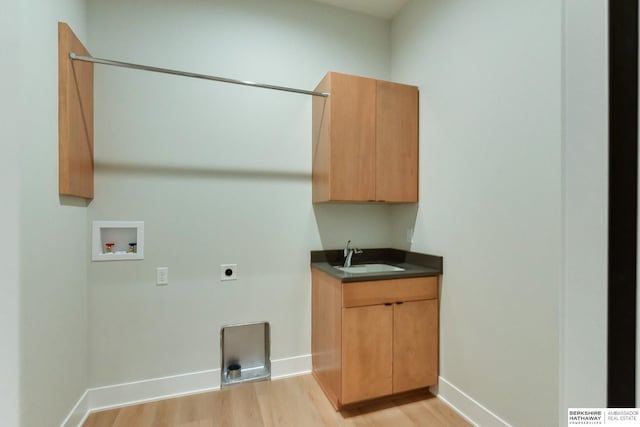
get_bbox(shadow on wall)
[390,203,419,251]
[312,202,419,251]
[60,195,90,207]
[94,160,310,181]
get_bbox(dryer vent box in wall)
[92,221,144,261]
[220,321,271,388]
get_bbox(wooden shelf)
[58,22,94,200]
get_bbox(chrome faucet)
[343,240,363,267]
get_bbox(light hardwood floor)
[83,374,471,427]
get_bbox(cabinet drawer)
[342,276,438,308]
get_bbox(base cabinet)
[311,268,439,409]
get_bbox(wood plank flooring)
[83,374,471,427]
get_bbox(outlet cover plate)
[220,264,237,281]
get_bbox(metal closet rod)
[69,52,329,98]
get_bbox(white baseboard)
[63,354,311,427]
[67,360,515,427]
[431,376,512,427]
[87,368,222,412]
[271,354,312,379]
[59,389,89,427]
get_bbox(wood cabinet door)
[393,299,438,393]
[341,304,393,404]
[330,73,377,202]
[375,80,419,202]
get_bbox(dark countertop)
[310,248,443,283]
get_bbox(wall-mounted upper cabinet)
[312,72,418,203]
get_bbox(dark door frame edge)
[608,0,638,408]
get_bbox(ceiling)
[312,0,409,19]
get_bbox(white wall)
[16,1,90,426]
[391,1,562,425]
[562,0,608,415]
[86,0,393,387]
[0,0,615,424]
[0,0,22,424]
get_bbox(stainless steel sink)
[334,263,405,274]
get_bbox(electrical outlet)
[156,267,169,285]
[220,264,237,281]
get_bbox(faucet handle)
[344,240,352,257]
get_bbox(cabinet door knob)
[396,302,404,305]
[384,303,393,306]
